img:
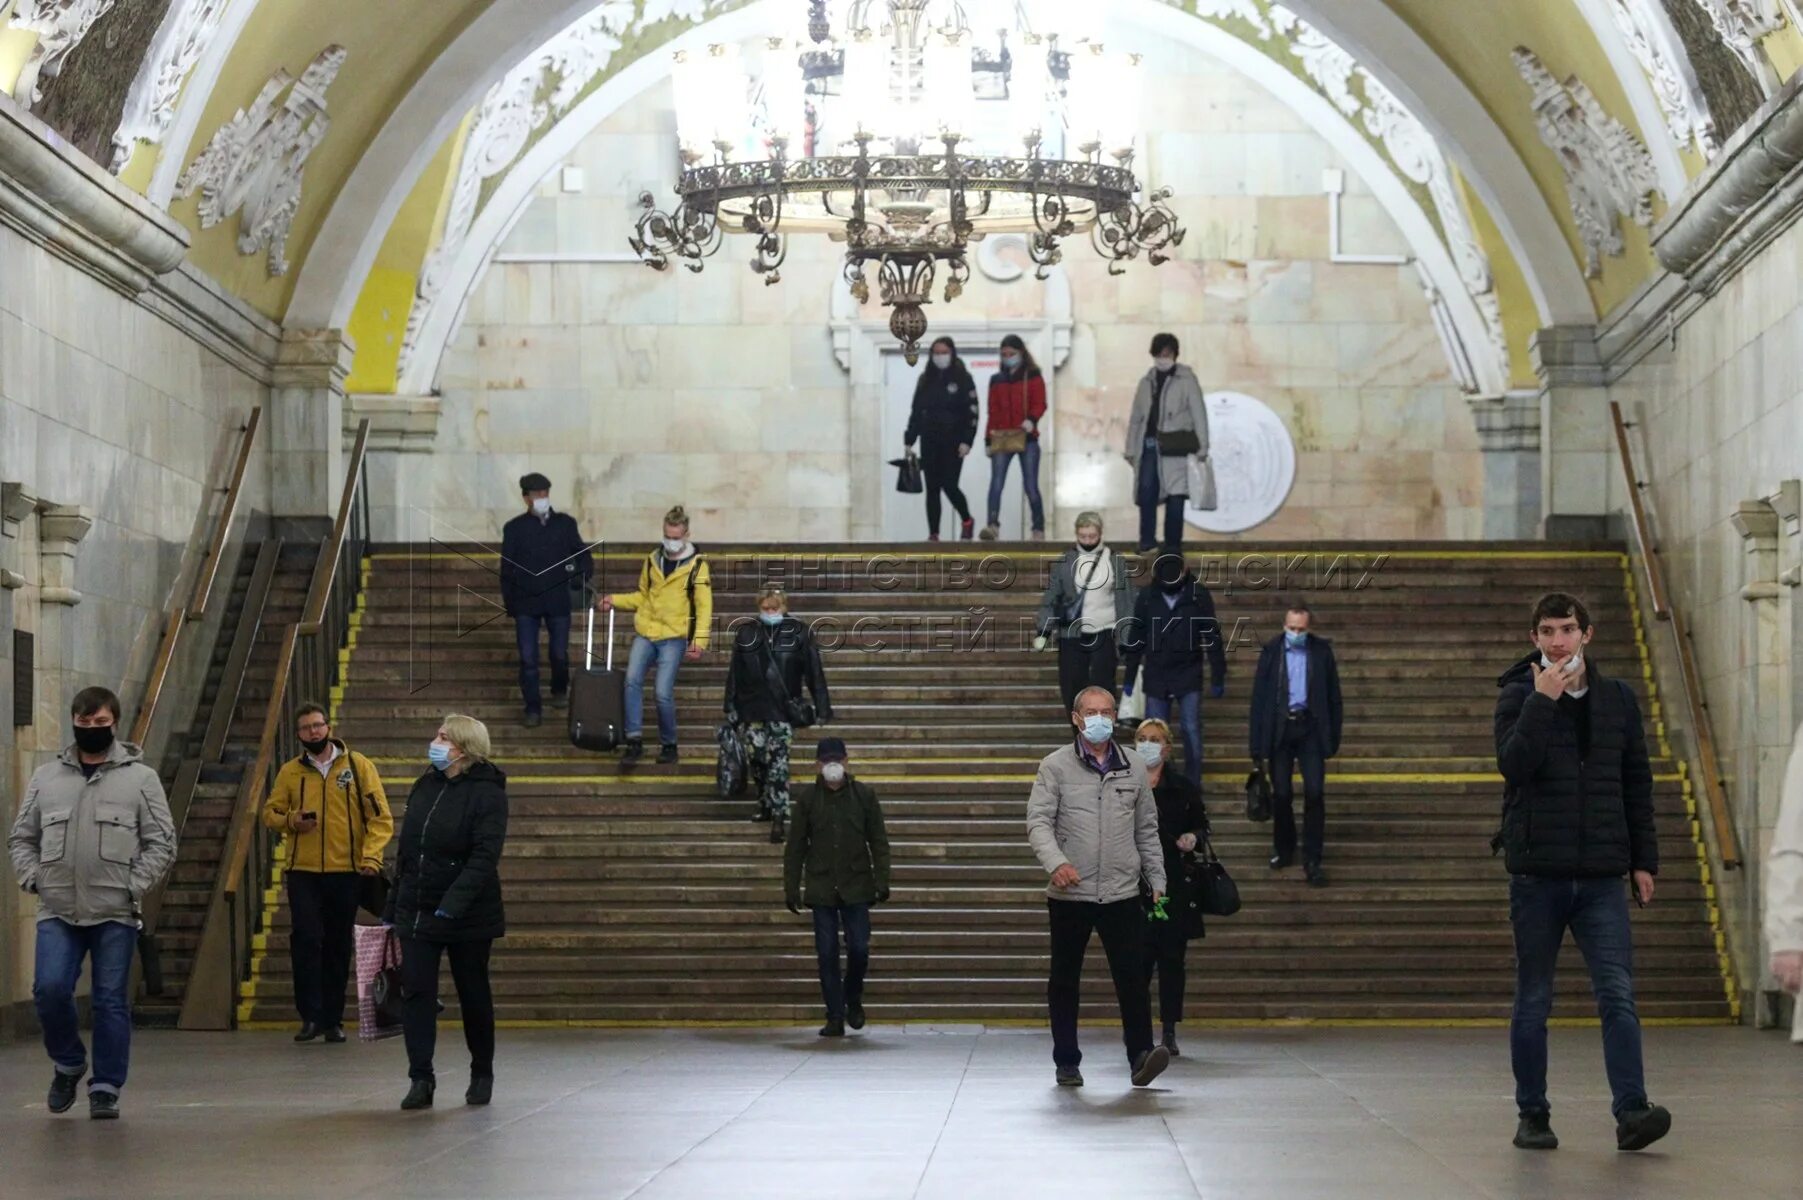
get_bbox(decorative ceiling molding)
[176,44,346,277]
[1688,0,1786,92]
[1514,47,1660,279]
[111,0,233,174]
[1607,0,1719,155]
[9,0,116,109]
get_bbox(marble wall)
[411,48,1483,546]
[1608,219,1803,1001]
[0,221,268,1021]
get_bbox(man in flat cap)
[500,473,594,727]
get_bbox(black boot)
[401,1079,436,1111]
[466,1074,493,1106]
[621,738,644,765]
[293,1021,321,1043]
[657,743,679,764]
[819,1015,845,1038]
[770,813,787,844]
[847,1003,867,1031]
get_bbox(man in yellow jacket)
[261,703,393,1042]
[600,505,713,765]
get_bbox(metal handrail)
[1610,401,1740,869]
[301,420,371,635]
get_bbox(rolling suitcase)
[570,607,626,752]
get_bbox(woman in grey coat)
[1125,332,1210,552]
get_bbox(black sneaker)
[657,743,679,765]
[1162,1026,1180,1058]
[1130,1045,1171,1087]
[401,1079,435,1111]
[621,739,645,765]
[88,1091,119,1120]
[1268,854,1293,870]
[551,691,569,710]
[847,1004,867,1031]
[47,1069,82,1114]
[819,1016,846,1038]
[1056,1065,1084,1087]
[1514,1112,1558,1150]
[1616,1103,1671,1152]
[293,1021,321,1043]
[1306,865,1329,888]
[322,1025,346,1044]
[466,1074,493,1106]
[523,711,542,729]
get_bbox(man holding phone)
[1493,593,1668,1153]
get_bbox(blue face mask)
[428,742,454,770]
[1001,354,1021,370]
[1285,631,1307,648]
[1135,741,1165,768]
[759,611,785,626]
[1080,714,1114,745]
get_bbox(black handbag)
[1245,760,1273,823]
[1191,837,1241,918]
[1156,429,1202,456]
[759,639,817,729]
[889,454,923,494]
[370,931,406,1033]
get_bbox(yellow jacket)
[261,743,393,873]
[611,550,713,648]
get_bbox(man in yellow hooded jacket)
[261,703,392,1042]
[600,505,713,765]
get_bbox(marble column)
[1469,392,1541,539]
[270,329,355,531]
[1531,326,1623,541]
[0,482,29,1041]
[345,395,442,542]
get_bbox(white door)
[881,347,1028,540]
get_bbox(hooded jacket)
[610,547,713,649]
[1027,736,1165,903]
[262,740,393,874]
[9,739,176,926]
[384,760,509,943]
[1493,652,1657,879]
[725,616,833,726]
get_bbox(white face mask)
[932,353,952,370]
[821,763,846,784]
[531,497,551,516]
[1155,356,1176,372]
[662,537,686,555]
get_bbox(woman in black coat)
[384,713,509,1111]
[725,587,833,843]
[1132,718,1208,1058]
[903,336,980,541]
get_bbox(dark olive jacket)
[784,777,891,907]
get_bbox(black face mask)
[72,725,115,755]
[301,736,332,756]
[1159,574,1188,594]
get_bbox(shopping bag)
[1118,668,1146,724]
[717,721,749,797]
[355,924,405,1042]
[1188,454,1218,511]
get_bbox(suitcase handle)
[586,605,614,671]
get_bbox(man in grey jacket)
[1027,685,1169,1089]
[9,686,176,1120]
[1035,511,1135,711]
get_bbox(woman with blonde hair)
[726,586,833,843]
[385,714,510,1110]
[1132,717,1208,1058]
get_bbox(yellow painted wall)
[1761,24,1803,84]
[165,0,487,321]
[1455,170,1538,392]
[344,118,467,394]
[1388,0,1661,317]
[0,26,37,97]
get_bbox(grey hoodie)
[9,739,176,926]
[1027,738,1165,903]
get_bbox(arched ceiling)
[3,0,1799,393]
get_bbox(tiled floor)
[1,1025,1799,1199]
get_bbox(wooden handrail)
[188,407,262,620]
[299,419,371,635]
[127,609,186,747]
[1610,402,1740,868]
[222,622,300,898]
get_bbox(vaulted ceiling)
[3,0,1798,394]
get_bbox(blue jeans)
[811,903,872,1019]
[1145,690,1202,785]
[1509,875,1648,1119]
[986,439,1044,532]
[34,918,137,1095]
[625,634,686,744]
[1136,444,1186,550]
[514,612,572,714]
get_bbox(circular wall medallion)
[1185,391,1297,534]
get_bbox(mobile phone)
[300,810,317,820]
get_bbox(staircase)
[137,543,318,1024]
[236,542,1736,1025]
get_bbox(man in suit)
[1248,604,1342,887]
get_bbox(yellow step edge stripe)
[367,771,1689,789]
[370,550,1631,564]
[237,1015,1734,1032]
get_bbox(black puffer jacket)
[904,362,980,455]
[1493,653,1657,878]
[725,617,833,726]
[385,760,509,942]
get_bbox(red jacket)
[987,370,1048,441]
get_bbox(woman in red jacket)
[981,334,1048,540]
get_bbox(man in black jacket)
[1248,604,1341,887]
[1493,592,1670,1153]
[1119,552,1227,784]
[499,473,593,728]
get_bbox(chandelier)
[630,0,1186,363]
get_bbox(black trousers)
[921,447,972,534]
[1271,714,1328,866]
[287,871,360,1028]
[1047,897,1153,1068]
[1057,631,1118,712]
[399,937,495,1084]
[1145,916,1190,1027]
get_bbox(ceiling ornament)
[176,45,347,277]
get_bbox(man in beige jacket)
[1767,719,1803,1016]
